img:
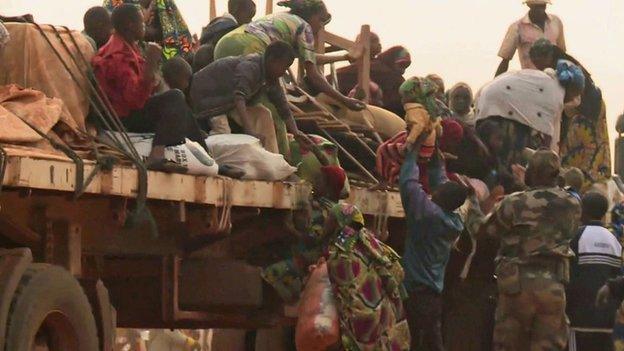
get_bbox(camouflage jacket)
[481,186,582,274]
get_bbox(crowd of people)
[1,0,623,350]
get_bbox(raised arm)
[399,147,440,221]
[304,61,365,111]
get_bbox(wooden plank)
[1,156,312,210]
[356,25,371,103]
[265,0,273,15]
[348,186,404,218]
[323,31,355,51]
[0,214,41,248]
[210,0,217,21]
[1,155,405,218]
[315,29,326,74]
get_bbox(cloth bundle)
[0,84,71,144]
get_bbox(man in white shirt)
[496,0,566,76]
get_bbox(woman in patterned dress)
[261,163,348,303]
[326,203,410,350]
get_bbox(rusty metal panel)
[178,258,263,310]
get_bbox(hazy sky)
[3,0,624,146]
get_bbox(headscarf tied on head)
[277,0,325,18]
[320,165,347,200]
[399,77,439,117]
[330,203,365,234]
[103,0,193,59]
[377,46,411,71]
[556,59,585,92]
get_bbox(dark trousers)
[571,331,613,351]
[122,89,208,151]
[406,287,445,351]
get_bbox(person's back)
[200,0,256,46]
[190,54,263,118]
[200,15,239,46]
[482,150,582,350]
[493,186,581,265]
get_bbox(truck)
[0,143,404,350]
[0,16,405,351]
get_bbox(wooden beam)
[265,0,274,15]
[210,0,217,21]
[0,213,41,248]
[315,29,326,74]
[1,152,405,218]
[356,25,371,103]
[322,31,355,52]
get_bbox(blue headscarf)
[556,59,585,92]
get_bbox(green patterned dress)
[104,0,193,59]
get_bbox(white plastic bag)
[103,132,219,176]
[206,134,297,181]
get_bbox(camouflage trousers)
[493,277,568,351]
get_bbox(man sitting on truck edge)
[92,4,209,173]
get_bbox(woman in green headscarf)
[214,0,365,157]
[103,0,193,59]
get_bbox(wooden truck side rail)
[1,148,404,218]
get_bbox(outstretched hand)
[343,97,366,111]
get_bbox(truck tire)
[4,264,99,351]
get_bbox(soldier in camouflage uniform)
[479,150,582,350]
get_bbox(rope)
[0,145,6,195]
[32,23,154,236]
[217,178,233,233]
[373,190,389,238]
[50,25,140,159]
[61,26,143,160]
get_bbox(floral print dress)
[326,204,410,351]
[560,99,611,185]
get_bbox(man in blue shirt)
[399,134,468,351]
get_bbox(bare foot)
[146,158,188,173]
[218,165,246,179]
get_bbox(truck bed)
[1,146,404,218]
